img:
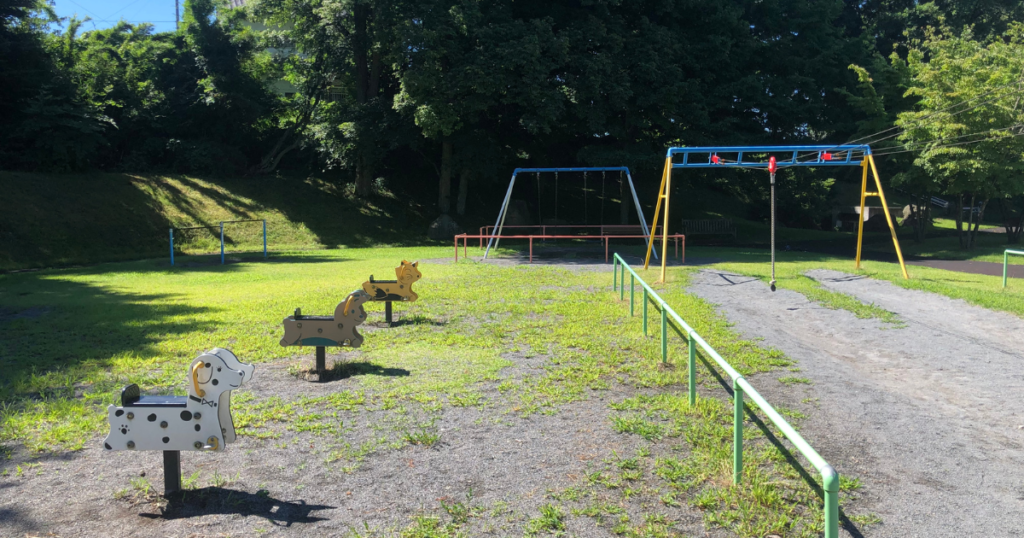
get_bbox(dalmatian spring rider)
[205,347,254,443]
[103,348,254,493]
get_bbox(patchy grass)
[696,246,1024,320]
[0,245,873,535]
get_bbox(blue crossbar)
[666,145,872,169]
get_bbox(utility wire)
[779,77,1023,169]
[872,129,1024,157]
[870,124,1024,155]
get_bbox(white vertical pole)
[625,169,657,260]
[484,171,519,258]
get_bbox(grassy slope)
[0,172,436,271]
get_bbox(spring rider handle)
[191,361,206,397]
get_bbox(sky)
[52,0,181,34]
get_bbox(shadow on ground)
[293,360,411,383]
[142,487,333,526]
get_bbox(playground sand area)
[689,268,1024,538]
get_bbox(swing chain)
[584,171,588,223]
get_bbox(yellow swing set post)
[855,155,909,279]
[643,156,673,283]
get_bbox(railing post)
[661,306,667,364]
[263,220,267,258]
[1004,250,1009,288]
[620,265,625,301]
[613,257,618,291]
[169,228,174,266]
[688,332,696,406]
[629,274,635,316]
[220,222,225,265]
[823,469,840,538]
[733,383,744,484]
[642,288,648,335]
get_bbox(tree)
[249,0,409,189]
[396,0,567,215]
[896,25,1024,248]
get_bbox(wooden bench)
[681,219,736,239]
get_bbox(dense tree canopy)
[2,0,1023,245]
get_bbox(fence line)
[170,220,267,266]
[612,253,839,538]
[1004,249,1024,288]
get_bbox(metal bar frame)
[484,167,654,260]
[614,253,839,538]
[646,145,909,282]
[1004,249,1024,288]
[170,220,267,265]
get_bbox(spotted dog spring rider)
[103,348,255,494]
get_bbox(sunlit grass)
[694,247,1024,319]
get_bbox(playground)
[4,148,1024,538]
[1,236,1023,537]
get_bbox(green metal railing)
[1004,249,1024,288]
[612,253,839,538]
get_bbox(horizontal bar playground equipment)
[645,145,908,284]
[612,253,839,538]
[455,233,684,264]
[484,167,656,260]
[1004,249,1024,288]
[169,219,267,266]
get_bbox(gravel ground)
[688,269,1024,538]
[0,312,727,537]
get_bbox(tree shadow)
[0,274,217,404]
[141,487,333,526]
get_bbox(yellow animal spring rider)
[362,260,422,325]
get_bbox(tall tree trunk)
[439,139,452,214]
[1013,202,1024,244]
[970,199,988,250]
[956,194,965,249]
[456,167,470,216]
[353,3,370,104]
[966,194,977,249]
[356,155,372,197]
[619,173,629,225]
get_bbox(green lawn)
[1,245,866,536]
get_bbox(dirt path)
[688,269,1024,538]
[907,258,1024,278]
